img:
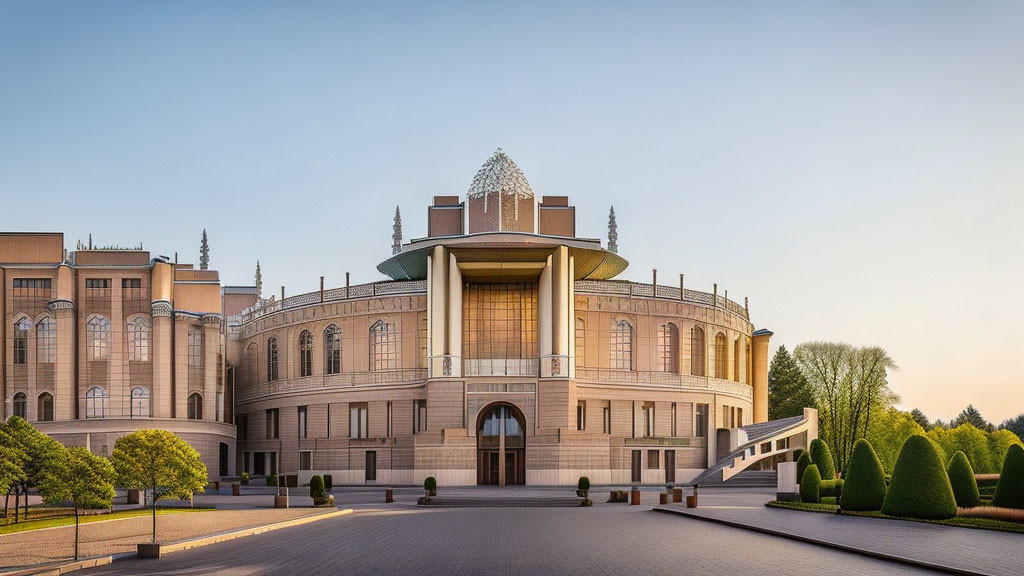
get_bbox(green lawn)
[0,507,212,535]
[766,501,1024,534]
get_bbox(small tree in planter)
[800,464,821,504]
[240,472,250,485]
[40,446,115,561]
[577,476,591,506]
[424,476,437,498]
[309,475,333,506]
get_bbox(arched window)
[746,340,752,384]
[611,320,633,370]
[130,387,150,418]
[36,316,56,364]
[267,337,279,381]
[86,315,111,361]
[657,323,679,373]
[188,393,203,420]
[13,317,31,364]
[127,316,150,362]
[244,343,258,385]
[13,392,27,419]
[324,324,342,375]
[299,330,313,377]
[690,326,705,377]
[715,332,727,379]
[37,392,54,421]
[370,320,398,371]
[86,387,108,419]
[575,318,586,369]
[733,337,741,382]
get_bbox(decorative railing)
[463,359,540,377]
[575,280,748,320]
[574,368,753,401]
[237,280,427,324]
[236,368,428,402]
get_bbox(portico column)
[752,330,773,423]
[150,301,173,418]
[538,256,552,374]
[446,253,462,377]
[428,246,448,377]
[48,298,75,421]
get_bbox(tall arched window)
[370,320,398,371]
[299,330,313,377]
[267,337,279,381]
[131,387,150,418]
[575,318,586,369]
[126,316,151,362]
[36,316,56,364]
[244,343,258,385]
[733,337,741,382]
[86,315,111,361]
[690,326,705,377]
[657,323,679,373]
[86,387,108,418]
[715,332,727,379]
[37,392,53,421]
[324,324,341,375]
[611,320,633,370]
[13,317,30,364]
[13,392,27,419]
[188,393,203,420]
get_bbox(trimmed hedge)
[424,476,437,493]
[947,451,981,508]
[993,444,1024,509]
[309,475,326,500]
[841,439,887,511]
[820,478,844,499]
[797,451,813,486]
[578,476,590,491]
[881,435,957,520]
[810,439,837,480]
[266,475,277,487]
[792,448,806,465]
[800,464,821,504]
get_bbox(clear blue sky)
[2,1,1022,423]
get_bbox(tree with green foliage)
[800,464,821,503]
[1000,414,1024,443]
[946,451,980,509]
[928,424,993,474]
[909,409,930,430]
[987,429,1024,473]
[0,423,26,518]
[809,439,837,480]
[768,346,814,420]
[841,439,887,511]
[881,435,957,520]
[309,475,326,503]
[952,405,992,432]
[992,444,1024,509]
[3,416,63,522]
[40,447,115,561]
[866,408,926,474]
[796,451,813,485]
[111,430,208,543]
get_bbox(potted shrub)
[240,472,250,486]
[424,476,437,498]
[310,475,334,507]
[577,476,591,506]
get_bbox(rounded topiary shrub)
[797,451,813,486]
[578,476,590,492]
[810,439,837,480]
[792,448,806,464]
[841,439,887,511]
[800,464,821,504]
[993,444,1024,509]
[881,435,957,519]
[424,476,437,494]
[947,451,981,509]
[240,472,250,485]
[310,475,326,500]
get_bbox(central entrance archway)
[477,403,526,485]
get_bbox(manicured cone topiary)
[800,464,821,504]
[310,475,326,501]
[792,448,806,465]
[841,439,887,511]
[881,435,957,519]
[796,451,813,486]
[809,439,837,480]
[947,451,980,509]
[993,444,1024,509]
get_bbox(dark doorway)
[219,442,229,478]
[365,451,377,483]
[665,450,675,483]
[631,450,642,483]
[476,403,526,485]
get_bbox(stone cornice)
[46,299,74,312]
[151,300,173,317]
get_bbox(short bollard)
[659,492,668,505]
[630,487,641,505]
[386,487,394,503]
[232,482,241,496]
[687,486,699,508]
[673,488,683,503]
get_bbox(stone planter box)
[127,489,141,505]
[232,483,241,496]
[274,495,289,508]
[672,488,683,503]
[137,543,163,559]
[659,492,668,505]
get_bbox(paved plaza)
[71,487,944,576]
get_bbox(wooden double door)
[478,449,525,486]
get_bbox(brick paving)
[656,487,1024,576]
[75,497,937,576]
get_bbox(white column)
[447,252,462,377]
[539,256,552,360]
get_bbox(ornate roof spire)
[255,261,263,299]
[608,206,618,254]
[200,229,210,270]
[392,206,403,255]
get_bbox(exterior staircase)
[698,469,777,488]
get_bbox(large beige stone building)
[3,150,814,485]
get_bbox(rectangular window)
[696,404,709,437]
[671,403,677,437]
[122,278,141,288]
[85,278,111,289]
[298,406,307,439]
[188,329,203,368]
[643,402,655,438]
[299,451,312,471]
[602,403,611,434]
[461,282,539,362]
[647,449,660,469]
[387,401,393,438]
[631,450,642,483]
[576,401,586,431]
[737,407,743,428]
[776,437,790,451]
[13,278,52,291]
[414,399,427,434]
[350,403,368,439]
[266,409,279,439]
